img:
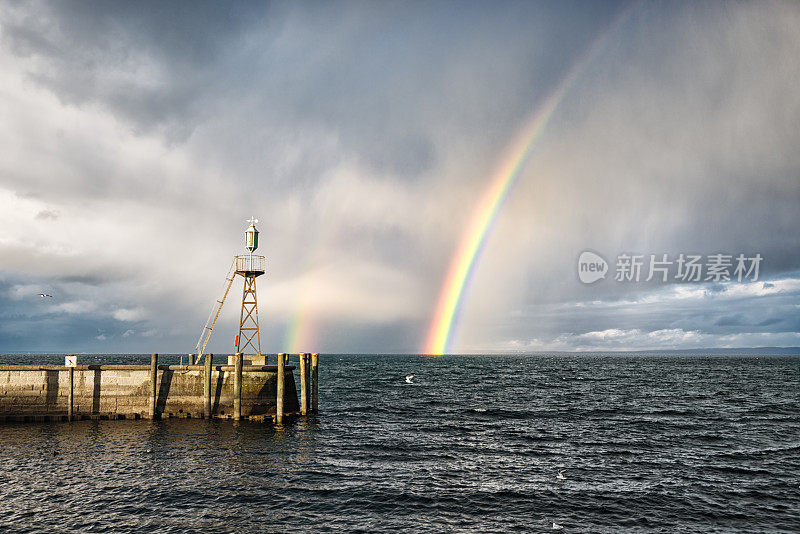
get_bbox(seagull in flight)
[39,293,53,298]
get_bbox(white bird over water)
[552,522,563,530]
[39,293,53,298]
[557,470,566,480]
[405,374,415,384]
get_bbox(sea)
[0,353,798,533]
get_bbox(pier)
[0,221,324,425]
[0,353,320,424]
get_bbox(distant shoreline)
[1,347,799,357]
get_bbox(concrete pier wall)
[0,364,299,422]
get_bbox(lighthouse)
[194,218,268,365]
[235,217,266,362]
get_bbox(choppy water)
[1,354,798,533]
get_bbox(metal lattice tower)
[236,217,265,356]
[194,218,267,362]
[236,267,262,355]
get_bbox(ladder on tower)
[194,257,237,362]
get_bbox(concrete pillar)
[203,353,213,419]
[68,364,74,422]
[276,353,285,425]
[300,353,308,416]
[149,353,158,419]
[233,353,242,421]
[311,353,319,414]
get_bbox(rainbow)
[284,286,316,353]
[283,306,308,353]
[281,260,318,353]
[423,6,635,355]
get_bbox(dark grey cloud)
[2,0,268,137]
[1,0,625,177]
[715,315,745,327]
[0,1,798,353]
[757,317,784,327]
[469,273,800,351]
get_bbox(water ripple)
[0,354,798,532]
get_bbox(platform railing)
[235,254,266,273]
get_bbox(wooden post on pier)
[311,353,319,414]
[299,353,308,416]
[149,353,158,419]
[276,353,285,425]
[233,352,242,421]
[203,354,213,419]
[67,363,74,422]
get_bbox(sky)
[0,0,798,354]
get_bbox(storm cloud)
[0,0,798,353]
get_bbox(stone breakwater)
[0,362,300,423]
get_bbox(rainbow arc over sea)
[283,273,317,353]
[423,7,634,355]
[284,306,310,354]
